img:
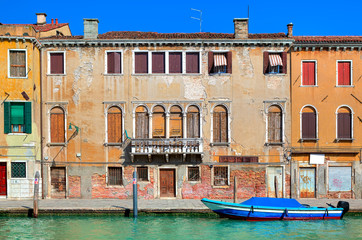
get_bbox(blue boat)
[201,197,349,221]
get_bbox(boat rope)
[285,208,288,217]
[251,206,254,213]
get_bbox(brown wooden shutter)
[186,52,199,74]
[187,112,200,138]
[107,52,115,73]
[114,52,122,74]
[10,51,26,77]
[338,113,351,139]
[282,52,287,74]
[50,53,64,74]
[51,109,65,143]
[208,52,214,74]
[135,52,148,73]
[136,112,149,139]
[220,112,227,142]
[152,52,165,73]
[213,113,220,142]
[268,112,282,142]
[152,106,165,138]
[108,108,122,143]
[302,112,316,139]
[227,51,232,74]
[169,52,182,73]
[263,52,269,74]
[170,113,182,138]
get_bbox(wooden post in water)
[233,176,237,203]
[33,171,40,218]
[274,176,279,198]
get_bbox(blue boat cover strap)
[241,197,305,208]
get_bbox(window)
[301,106,317,139]
[152,105,166,138]
[328,167,352,191]
[337,61,352,86]
[187,105,200,138]
[337,107,352,140]
[152,52,165,73]
[263,52,287,74]
[4,102,31,134]
[186,52,200,74]
[302,61,316,86]
[107,106,122,143]
[49,52,65,74]
[188,167,200,181]
[137,167,148,181]
[108,167,122,185]
[135,106,149,139]
[169,52,182,73]
[208,52,232,74]
[11,162,26,178]
[268,105,282,143]
[135,52,148,74]
[106,51,122,74]
[169,106,183,138]
[9,49,26,78]
[214,166,228,186]
[213,105,228,143]
[50,107,65,143]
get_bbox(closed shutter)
[227,51,232,74]
[51,109,65,143]
[338,113,351,139]
[152,107,165,138]
[170,112,182,138]
[107,108,122,143]
[135,52,148,74]
[152,52,165,73]
[213,111,227,143]
[338,62,351,85]
[4,102,10,134]
[186,52,199,74]
[24,102,32,134]
[10,51,26,77]
[107,52,115,73]
[136,112,149,139]
[213,112,220,142]
[268,112,282,142]
[282,52,287,74]
[302,112,316,139]
[302,62,315,85]
[50,53,64,74]
[107,52,121,74]
[208,52,214,74]
[169,52,182,73]
[187,112,200,138]
[263,52,269,74]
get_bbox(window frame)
[300,105,318,141]
[187,166,201,182]
[4,101,32,135]
[107,166,123,186]
[106,105,124,145]
[212,166,229,187]
[104,50,123,75]
[11,161,27,179]
[8,49,28,79]
[335,105,354,141]
[301,60,318,86]
[263,51,287,75]
[47,51,66,75]
[336,60,353,87]
[211,104,230,146]
[136,166,149,182]
[208,50,232,75]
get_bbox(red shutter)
[303,62,315,85]
[282,52,287,74]
[152,52,165,73]
[50,53,64,74]
[169,52,182,73]
[107,52,115,74]
[263,52,269,74]
[208,52,214,74]
[135,52,148,74]
[227,51,232,74]
[344,62,351,85]
[186,52,199,74]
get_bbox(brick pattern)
[323,191,354,199]
[68,176,81,198]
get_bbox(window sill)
[47,143,67,147]
[47,74,66,76]
[7,133,27,136]
[187,180,201,183]
[209,73,231,76]
[210,142,230,147]
[8,76,28,79]
[265,142,284,146]
[212,185,229,189]
[335,138,354,142]
[103,73,123,76]
[264,73,287,76]
[106,185,124,188]
[104,143,123,147]
[300,138,319,142]
[335,85,354,88]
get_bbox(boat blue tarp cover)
[241,197,305,208]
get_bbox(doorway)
[0,163,7,196]
[50,167,66,198]
[160,169,175,198]
[299,167,316,198]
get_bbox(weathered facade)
[290,36,362,199]
[39,18,293,199]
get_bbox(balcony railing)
[131,138,203,162]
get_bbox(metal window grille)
[188,167,200,181]
[11,162,26,178]
[214,166,228,186]
[108,167,122,185]
[137,167,148,181]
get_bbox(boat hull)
[201,198,343,221]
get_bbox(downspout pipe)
[40,47,44,199]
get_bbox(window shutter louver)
[114,52,122,74]
[282,52,287,74]
[338,113,351,139]
[24,102,32,134]
[169,52,182,73]
[208,52,214,74]
[4,102,10,134]
[152,52,165,73]
[186,52,199,74]
[263,52,269,74]
[220,112,227,142]
[344,62,351,85]
[302,112,316,139]
[107,52,115,74]
[227,51,232,74]
[135,52,148,74]
[50,53,64,74]
[213,113,220,142]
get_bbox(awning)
[214,53,227,67]
[269,54,283,67]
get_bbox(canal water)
[0,215,361,239]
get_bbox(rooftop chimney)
[36,13,47,25]
[83,18,99,39]
[234,18,249,39]
[287,23,293,37]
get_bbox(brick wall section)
[322,191,353,199]
[285,173,291,198]
[182,165,267,199]
[68,176,81,198]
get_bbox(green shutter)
[24,102,32,134]
[4,102,11,134]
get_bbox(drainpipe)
[40,47,44,199]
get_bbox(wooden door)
[160,169,175,198]
[51,167,66,198]
[300,167,316,198]
[267,166,283,198]
[0,163,6,196]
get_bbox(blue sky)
[1,0,361,36]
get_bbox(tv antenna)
[191,8,202,32]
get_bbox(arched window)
[187,105,200,138]
[152,105,165,138]
[337,107,352,139]
[169,105,183,138]
[50,107,65,143]
[135,106,149,139]
[268,105,282,143]
[107,106,122,143]
[301,106,317,139]
[213,105,228,143]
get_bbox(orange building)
[290,35,362,199]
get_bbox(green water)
[0,215,361,240]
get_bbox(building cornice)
[0,36,42,49]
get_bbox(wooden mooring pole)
[233,176,237,203]
[33,171,40,218]
[274,176,279,198]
